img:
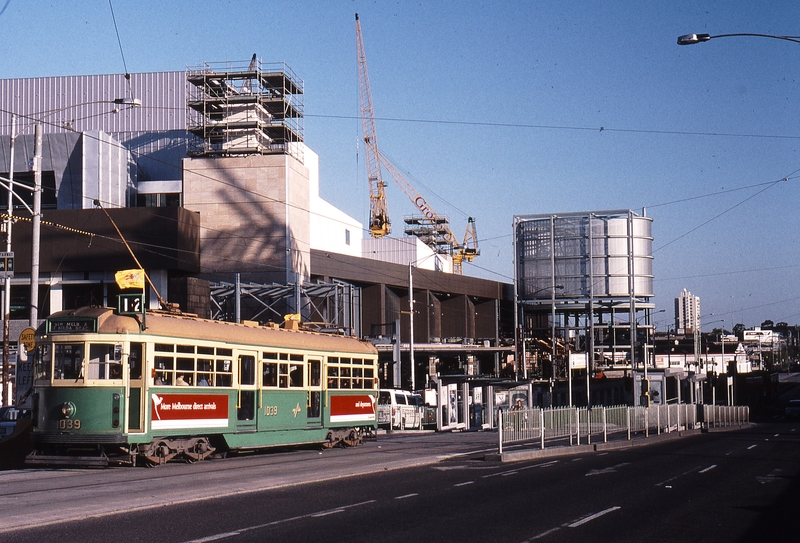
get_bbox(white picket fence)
[498,404,749,454]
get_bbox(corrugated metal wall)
[0,71,186,135]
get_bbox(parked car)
[377,389,422,430]
[0,406,21,438]
[785,400,800,419]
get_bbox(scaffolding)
[186,58,304,161]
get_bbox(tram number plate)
[263,405,278,416]
[57,419,81,430]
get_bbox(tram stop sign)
[19,327,36,352]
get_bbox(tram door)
[237,353,257,432]
[127,343,145,432]
[307,358,322,427]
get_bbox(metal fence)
[498,404,749,454]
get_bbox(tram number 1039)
[263,405,278,416]
[57,419,82,430]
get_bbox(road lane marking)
[483,460,559,479]
[655,466,701,487]
[186,533,242,543]
[699,464,717,474]
[454,481,474,487]
[394,493,418,500]
[523,506,622,542]
[528,527,561,540]
[747,444,757,450]
[585,462,630,477]
[567,506,622,527]
[181,500,376,543]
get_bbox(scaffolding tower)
[186,58,304,161]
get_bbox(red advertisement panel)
[151,393,229,430]
[329,394,376,423]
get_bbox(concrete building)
[675,288,700,334]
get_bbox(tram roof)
[42,307,377,356]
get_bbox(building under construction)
[514,210,655,384]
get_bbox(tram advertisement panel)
[151,393,229,430]
[329,394,375,423]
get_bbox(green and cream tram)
[26,307,378,466]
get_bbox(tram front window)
[54,344,83,381]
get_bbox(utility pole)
[30,124,42,328]
[1,115,14,406]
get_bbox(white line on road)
[181,500,376,543]
[747,444,758,450]
[394,493,419,500]
[699,465,717,474]
[655,466,701,487]
[453,481,474,487]
[483,460,559,479]
[567,506,622,528]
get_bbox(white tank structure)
[513,210,655,385]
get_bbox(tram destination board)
[47,317,97,334]
[118,293,145,315]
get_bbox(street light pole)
[29,124,42,328]
[678,33,800,46]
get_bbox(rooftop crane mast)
[355,13,479,273]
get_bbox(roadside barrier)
[497,404,749,454]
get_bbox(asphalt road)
[1,421,798,543]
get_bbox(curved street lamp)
[678,33,800,46]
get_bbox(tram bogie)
[25,307,379,467]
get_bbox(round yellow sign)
[19,327,36,351]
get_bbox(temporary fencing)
[497,403,749,454]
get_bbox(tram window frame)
[129,343,143,380]
[154,355,174,385]
[88,343,123,381]
[54,343,84,381]
[34,344,51,381]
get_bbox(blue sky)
[1,0,799,330]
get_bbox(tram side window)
[289,355,304,388]
[177,357,194,385]
[54,344,84,380]
[216,359,232,387]
[327,366,338,389]
[263,362,278,387]
[129,343,143,380]
[197,358,213,386]
[154,355,174,385]
[88,344,122,380]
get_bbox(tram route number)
[57,419,81,430]
[263,405,278,416]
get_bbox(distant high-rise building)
[675,289,700,334]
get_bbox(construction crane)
[355,13,390,238]
[354,13,479,274]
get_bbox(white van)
[377,389,422,430]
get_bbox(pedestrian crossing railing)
[497,404,749,454]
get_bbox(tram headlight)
[61,402,76,418]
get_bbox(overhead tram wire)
[307,113,800,141]
[107,0,134,100]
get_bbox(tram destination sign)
[118,293,145,315]
[47,317,97,334]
